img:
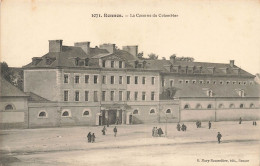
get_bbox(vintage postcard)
[0,0,260,165]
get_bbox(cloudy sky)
[1,0,260,74]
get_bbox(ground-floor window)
[250,103,255,108]
[38,111,47,118]
[166,109,171,114]
[82,109,91,117]
[229,104,235,108]
[150,109,155,114]
[62,110,71,117]
[207,104,212,109]
[240,104,244,108]
[184,104,189,109]
[218,104,224,109]
[196,104,202,109]
[133,109,139,114]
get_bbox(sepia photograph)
[1,0,260,165]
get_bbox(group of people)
[152,127,164,137]
[176,123,187,131]
[87,132,96,143]
[101,126,118,137]
[253,121,257,126]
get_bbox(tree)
[148,53,158,60]
[176,56,194,62]
[1,62,13,82]
[137,52,144,59]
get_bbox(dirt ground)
[0,121,259,166]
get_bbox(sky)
[1,0,260,74]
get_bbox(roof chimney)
[74,42,90,54]
[230,60,235,67]
[122,46,138,57]
[170,55,176,64]
[49,40,63,52]
[99,44,115,54]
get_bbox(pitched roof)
[25,92,50,102]
[0,77,28,97]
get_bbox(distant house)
[0,77,29,129]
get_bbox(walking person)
[158,127,163,137]
[113,126,117,137]
[91,133,96,143]
[102,126,107,135]
[208,121,211,129]
[87,132,92,143]
[217,132,222,144]
[239,117,242,124]
[177,123,181,131]
[181,124,185,131]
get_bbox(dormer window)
[207,90,213,97]
[199,80,204,84]
[226,81,230,85]
[238,89,245,97]
[119,61,123,68]
[102,60,106,67]
[85,58,89,66]
[111,61,114,68]
[75,58,80,66]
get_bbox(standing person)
[91,133,96,143]
[113,126,117,137]
[152,127,155,137]
[217,132,222,144]
[208,121,212,129]
[87,132,92,143]
[181,124,185,131]
[158,127,163,137]
[239,117,242,124]
[177,123,181,131]
[106,118,110,127]
[196,121,199,128]
[102,126,107,135]
[155,127,158,137]
[184,124,187,131]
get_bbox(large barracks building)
[1,40,259,128]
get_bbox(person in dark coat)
[208,121,211,129]
[239,117,242,124]
[91,133,96,143]
[152,127,155,137]
[181,124,185,131]
[106,118,110,127]
[255,121,257,126]
[87,132,92,143]
[196,121,199,128]
[158,128,163,137]
[177,123,181,131]
[184,124,187,131]
[102,126,107,135]
[217,132,222,144]
[113,126,117,137]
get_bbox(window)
[127,91,130,101]
[150,109,155,114]
[133,109,139,114]
[94,91,98,102]
[151,92,155,101]
[238,81,242,85]
[220,81,223,85]
[83,110,90,116]
[184,104,189,109]
[185,80,189,84]
[102,60,106,67]
[134,92,138,101]
[196,104,202,109]
[102,91,106,101]
[142,77,146,84]
[207,104,212,109]
[249,81,253,85]
[102,76,106,84]
[170,80,174,87]
[119,61,123,68]
[226,81,230,85]
[85,91,89,101]
[94,75,98,84]
[206,80,210,84]
[192,80,196,84]
[64,74,69,83]
[179,80,183,84]
[162,79,165,87]
[151,77,155,85]
[85,75,89,83]
[135,76,138,84]
[229,104,235,108]
[232,81,236,85]
[75,58,79,66]
[207,90,213,97]
[142,92,146,101]
[111,61,114,68]
[166,109,171,114]
[240,104,244,108]
[110,91,114,101]
[119,91,123,101]
[62,110,70,117]
[218,104,224,109]
[213,81,217,84]
[38,111,47,118]
[85,58,89,66]
[243,81,247,85]
[75,75,80,84]
[127,76,131,84]
[75,91,79,101]
[199,80,204,84]
[5,104,14,110]
[111,76,115,84]
[250,103,255,108]
[64,91,69,101]
[119,76,123,84]
[238,90,245,97]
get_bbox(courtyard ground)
[0,121,259,166]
